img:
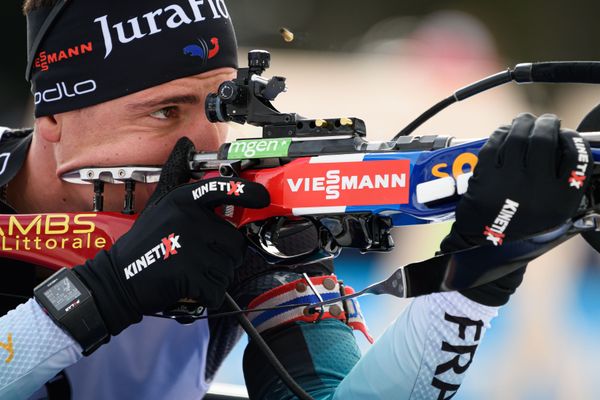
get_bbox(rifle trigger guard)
[574,212,600,231]
[245,218,340,266]
[317,214,395,253]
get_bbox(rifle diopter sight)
[204,49,366,139]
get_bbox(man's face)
[46,67,235,212]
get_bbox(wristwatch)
[34,267,109,355]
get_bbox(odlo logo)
[569,137,588,189]
[34,80,97,105]
[482,199,519,246]
[124,233,181,279]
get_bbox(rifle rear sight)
[205,50,367,139]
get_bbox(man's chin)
[139,182,158,206]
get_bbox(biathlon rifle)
[7,52,600,400]
[6,51,600,306]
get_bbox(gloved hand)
[441,113,592,306]
[74,138,270,335]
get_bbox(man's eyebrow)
[128,94,202,110]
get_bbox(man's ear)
[35,115,61,143]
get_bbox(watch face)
[43,276,82,311]
[34,269,108,353]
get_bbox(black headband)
[27,0,238,117]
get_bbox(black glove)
[441,113,592,306]
[74,138,270,335]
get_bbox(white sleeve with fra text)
[333,291,499,399]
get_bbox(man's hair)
[22,0,60,15]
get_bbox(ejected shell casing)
[280,27,294,42]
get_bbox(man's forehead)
[130,68,234,98]
[29,0,238,118]
[122,67,235,109]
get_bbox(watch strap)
[34,267,109,355]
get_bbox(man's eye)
[150,106,178,120]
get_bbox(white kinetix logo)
[483,198,519,246]
[569,137,589,189]
[124,234,181,280]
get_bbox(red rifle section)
[0,213,134,271]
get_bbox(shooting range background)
[3,1,600,398]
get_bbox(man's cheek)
[217,123,228,144]
[139,183,158,208]
[188,123,228,152]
